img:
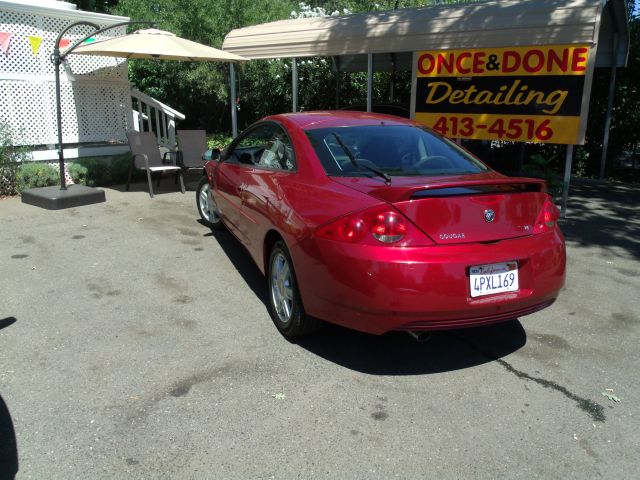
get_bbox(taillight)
[339,217,367,243]
[371,212,407,243]
[533,197,560,234]
[315,206,433,246]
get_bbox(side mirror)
[202,148,221,161]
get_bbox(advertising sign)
[412,45,594,144]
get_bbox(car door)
[240,123,298,262]
[213,123,277,244]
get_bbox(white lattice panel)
[0,6,131,146]
[0,9,127,78]
[0,79,133,144]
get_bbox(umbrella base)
[21,185,106,210]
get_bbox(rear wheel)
[267,240,320,337]
[196,176,223,230]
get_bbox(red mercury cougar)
[196,111,565,338]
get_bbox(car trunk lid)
[331,174,547,244]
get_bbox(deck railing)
[130,88,186,148]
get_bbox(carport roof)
[222,0,629,68]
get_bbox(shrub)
[17,163,59,192]
[71,157,112,186]
[68,154,137,186]
[0,122,31,196]
[207,133,233,150]
[68,162,89,186]
[110,154,138,184]
[523,154,563,197]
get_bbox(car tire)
[267,240,320,338]
[196,176,224,230]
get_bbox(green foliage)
[110,154,139,184]
[72,0,118,13]
[114,0,297,132]
[1,122,31,196]
[68,162,89,186]
[207,133,233,150]
[17,163,59,192]
[574,146,590,178]
[582,13,640,177]
[522,154,562,197]
[69,154,137,186]
[303,0,474,13]
[70,157,112,186]
[113,0,639,185]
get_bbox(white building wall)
[0,0,133,147]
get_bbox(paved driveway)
[1,180,638,479]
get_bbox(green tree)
[583,4,639,176]
[113,0,296,132]
[113,0,475,132]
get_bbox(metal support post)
[292,58,298,112]
[561,145,574,218]
[230,63,238,138]
[367,53,373,112]
[599,33,619,180]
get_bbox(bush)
[68,162,89,186]
[207,133,233,150]
[0,122,31,196]
[68,154,137,186]
[522,154,563,197]
[17,163,59,192]
[70,157,112,186]
[110,154,138,184]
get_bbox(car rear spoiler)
[410,177,546,199]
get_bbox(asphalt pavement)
[0,179,638,479]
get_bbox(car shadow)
[204,227,268,306]
[293,320,526,375]
[202,226,527,375]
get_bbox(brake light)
[371,212,407,243]
[315,206,433,246]
[339,217,367,243]
[533,197,560,234]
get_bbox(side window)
[225,123,296,171]
[225,124,273,166]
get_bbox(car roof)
[264,110,416,131]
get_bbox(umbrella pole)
[54,49,66,190]
[52,20,156,190]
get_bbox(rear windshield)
[306,125,489,177]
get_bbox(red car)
[196,111,565,338]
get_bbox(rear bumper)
[291,229,565,335]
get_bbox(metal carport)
[222,0,630,214]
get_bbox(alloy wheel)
[270,252,294,324]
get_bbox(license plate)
[469,261,519,298]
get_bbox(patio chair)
[176,129,208,175]
[126,131,185,198]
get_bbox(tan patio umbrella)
[67,28,248,62]
[22,21,251,210]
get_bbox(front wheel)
[196,176,224,230]
[267,240,320,338]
